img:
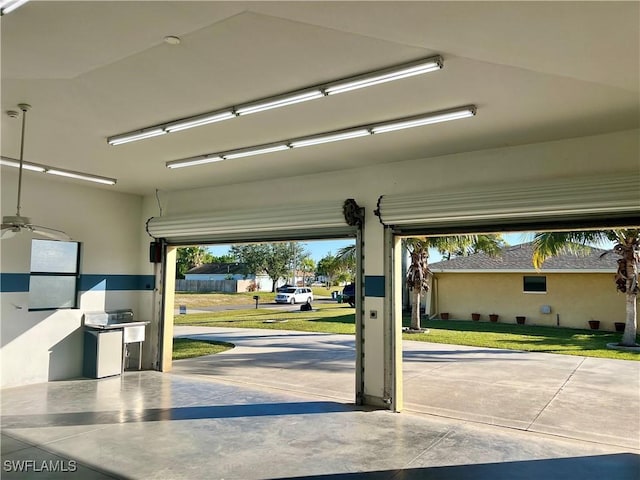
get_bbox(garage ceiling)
[1,1,638,195]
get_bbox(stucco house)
[427,243,626,331]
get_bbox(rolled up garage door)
[146,199,363,245]
[375,172,639,235]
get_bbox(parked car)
[342,283,356,307]
[275,287,314,304]
[276,284,295,293]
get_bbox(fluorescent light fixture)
[324,57,443,95]
[166,104,476,169]
[165,111,236,133]
[1,156,117,185]
[290,129,371,148]
[236,90,324,116]
[110,55,444,144]
[46,169,117,185]
[0,0,29,15]
[166,155,224,169]
[107,128,166,146]
[223,144,291,160]
[0,157,46,172]
[371,107,476,134]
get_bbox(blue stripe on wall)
[0,274,155,293]
[364,275,385,298]
[79,275,155,291]
[0,273,30,292]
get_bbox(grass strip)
[172,338,234,360]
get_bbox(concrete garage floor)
[1,327,638,479]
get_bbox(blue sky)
[207,238,355,262]
[206,232,613,264]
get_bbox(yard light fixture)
[108,55,444,145]
[166,104,476,169]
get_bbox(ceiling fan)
[1,104,71,241]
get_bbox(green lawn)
[172,338,235,360]
[175,303,640,361]
[174,287,334,309]
[175,303,356,334]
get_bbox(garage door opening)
[147,199,364,403]
[169,237,360,404]
[396,226,638,444]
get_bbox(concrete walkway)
[173,326,640,450]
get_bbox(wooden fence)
[175,279,254,293]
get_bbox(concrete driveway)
[173,326,640,450]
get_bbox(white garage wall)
[1,170,148,388]
[141,129,639,406]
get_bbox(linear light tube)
[166,105,476,168]
[290,129,371,148]
[371,108,476,134]
[325,58,442,95]
[110,55,444,144]
[223,144,291,160]
[107,128,166,146]
[166,155,224,169]
[46,169,117,185]
[165,111,236,132]
[0,0,29,15]
[236,90,324,116]
[0,157,46,172]
[1,156,117,185]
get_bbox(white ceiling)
[1,1,638,195]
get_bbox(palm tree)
[532,230,639,347]
[405,235,505,331]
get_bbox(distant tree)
[231,242,303,292]
[176,246,213,279]
[336,244,357,280]
[316,253,349,287]
[210,254,236,264]
[300,257,316,286]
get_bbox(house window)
[29,239,80,310]
[523,275,546,293]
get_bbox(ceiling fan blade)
[28,225,72,241]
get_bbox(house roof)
[186,263,248,275]
[429,242,615,272]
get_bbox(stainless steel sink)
[84,310,149,372]
[84,310,149,343]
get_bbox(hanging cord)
[16,104,29,217]
[155,188,163,216]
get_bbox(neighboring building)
[185,262,278,292]
[427,243,625,331]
